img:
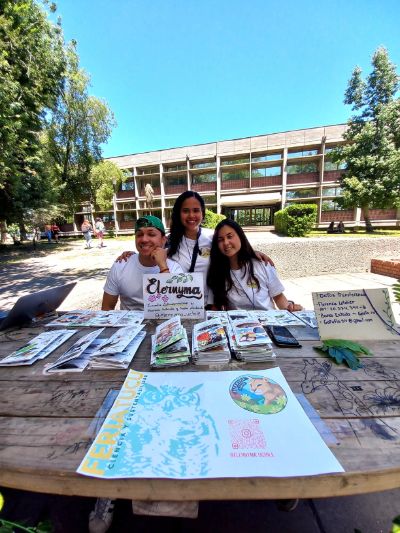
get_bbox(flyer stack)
[226,312,275,362]
[192,318,231,365]
[150,316,190,368]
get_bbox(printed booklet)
[154,316,186,354]
[0,329,76,366]
[46,310,144,328]
[192,319,230,365]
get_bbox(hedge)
[274,204,317,237]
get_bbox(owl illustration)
[119,383,219,477]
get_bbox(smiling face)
[135,227,166,258]
[180,197,203,236]
[217,224,242,260]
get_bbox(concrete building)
[69,124,399,233]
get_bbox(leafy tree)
[333,47,400,231]
[45,42,116,212]
[88,160,126,211]
[0,0,65,228]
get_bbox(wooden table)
[0,321,399,500]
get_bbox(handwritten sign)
[312,288,400,340]
[143,272,205,320]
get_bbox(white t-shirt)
[169,227,213,299]
[227,261,285,310]
[103,254,183,310]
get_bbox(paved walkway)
[0,237,399,532]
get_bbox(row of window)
[122,161,345,191]
[124,145,344,176]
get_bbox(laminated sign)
[143,272,205,320]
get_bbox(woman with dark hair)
[167,191,213,277]
[207,219,302,311]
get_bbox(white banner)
[143,272,205,319]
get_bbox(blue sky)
[55,0,400,158]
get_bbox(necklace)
[231,269,255,310]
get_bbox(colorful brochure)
[43,329,104,374]
[154,316,185,354]
[90,325,145,357]
[0,329,76,366]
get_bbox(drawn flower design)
[364,386,400,413]
[162,296,169,303]
[149,295,156,302]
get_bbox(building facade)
[70,124,399,233]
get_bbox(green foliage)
[44,43,116,212]
[273,209,287,234]
[202,209,226,229]
[274,204,317,236]
[332,47,400,232]
[0,0,66,224]
[89,161,126,211]
[314,339,372,370]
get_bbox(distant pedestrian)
[95,217,106,248]
[44,224,52,243]
[51,223,60,243]
[81,218,93,249]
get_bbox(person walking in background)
[44,223,52,243]
[81,218,93,249]
[95,217,106,248]
[51,223,60,243]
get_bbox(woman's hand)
[115,251,135,263]
[255,250,274,267]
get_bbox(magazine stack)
[89,329,146,370]
[150,316,190,368]
[44,325,145,373]
[227,315,275,362]
[192,318,231,365]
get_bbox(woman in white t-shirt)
[207,219,302,311]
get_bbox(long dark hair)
[207,219,260,309]
[168,191,206,257]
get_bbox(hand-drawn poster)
[313,288,400,340]
[143,272,205,319]
[77,368,343,480]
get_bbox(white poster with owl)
[78,368,344,479]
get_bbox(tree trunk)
[0,220,7,244]
[362,205,374,232]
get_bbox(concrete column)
[281,147,288,210]
[160,163,166,227]
[134,167,140,222]
[216,149,221,214]
[318,136,326,224]
[187,155,191,190]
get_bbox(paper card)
[0,329,76,366]
[193,319,228,352]
[312,288,400,340]
[143,272,205,319]
[90,325,145,356]
[77,368,343,480]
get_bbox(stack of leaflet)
[0,329,76,367]
[44,325,145,373]
[46,310,144,328]
[249,309,305,327]
[192,318,231,365]
[150,316,190,368]
[206,310,230,326]
[89,326,146,369]
[227,314,275,362]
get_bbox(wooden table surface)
[0,321,399,500]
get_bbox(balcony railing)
[286,172,319,185]
[164,184,187,196]
[191,182,217,193]
[251,176,281,188]
[117,190,136,199]
[323,170,345,182]
[221,179,249,190]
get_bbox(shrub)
[274,209,287,235]
[203,209,226,229]
[274,204,317,237]
[286,204,317,237]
